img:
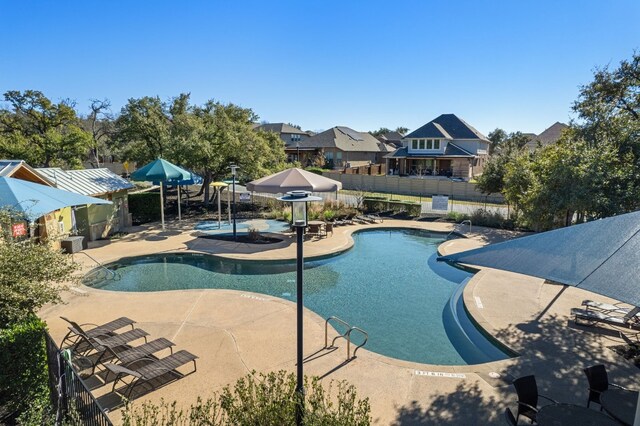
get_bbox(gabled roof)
[255,123,310,135]
[536,122,569,145]
[297,126,387,152]
[405,114,489,141]
[37,167,134,197]
[0,160,55,186]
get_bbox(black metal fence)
[45,332,113,426]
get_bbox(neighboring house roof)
[0,159,55,186]
[255,123,310,135]
[37,167,134,197]
[297,126,387,152]
[525,122,569,150]
[385,143,475,159]
[405,114,489,141]
[536,122,569,145]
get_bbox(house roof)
[0,160,55,186]
[385,143,475,159]
[255,123,310,135]
[405,114,489,141]
[37,167,134,197]
[536,122,569,145]
[297,126,388,152]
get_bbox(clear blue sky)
[1,1,638,135]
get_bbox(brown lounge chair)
[84,336,175,375]
[60,316,136,348]
[104,350,198,398]
[60,317,148,356]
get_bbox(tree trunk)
[203,172,212,208]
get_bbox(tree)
[0,90,91,167]
[369,127,391,137]
[395,126,409,135]
[85,98,114,167]
[487,128,507,155]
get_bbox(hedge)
[363,198,422,217]
[0,315,48,420]
[128,192,161,225]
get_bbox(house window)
[412,140,418,149]
[291,134,301,142]
[433,139,440,149]
[419,139,425,149]
[426,139,433,149]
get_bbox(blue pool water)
[85,229,511,365]
[194,219,290,235]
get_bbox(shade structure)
[210,182,229,228]
[130,158,194,229]
[439,210,640,308]
[0,176,111,221]
[245,168,342,193]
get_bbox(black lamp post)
[230,164,239,241]
[277,190,321,426]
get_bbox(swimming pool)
[85,229,511,365]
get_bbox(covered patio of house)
[385,147,476,178]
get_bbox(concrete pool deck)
[39,218,640,425]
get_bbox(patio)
[40,219,640,424]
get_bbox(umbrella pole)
[227,189,231,225]
[160,183,165,230]
[178,185,182,221]
[217,187,222,229]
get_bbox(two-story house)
[385,114,490,179]
[254,123,312,161]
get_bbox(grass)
[340,190,505,207]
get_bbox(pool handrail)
[346,326,368,359]
[325,316,369,361]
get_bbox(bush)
[128,192,161,225]
[122,370,371,426]
[470,208,514,229]
[446,211,470,222]
[0,316,48,420]
[305,167,328,176]
[323,210,336,221]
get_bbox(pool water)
[85,229,511,365]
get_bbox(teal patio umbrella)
[130,158,193,229]
[0,176,111,222]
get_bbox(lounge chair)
[583,364,629,409]
[87,337,175,375]
[105,350,198,398]
[364,213,383,223]
[582,300,636,315]
[355,215,374,224]
[68,327,149,356]
[571,307,640,330]
[60,316,135,348]
[513,375,557,424]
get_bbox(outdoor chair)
[86,336,175,376]
[583,364,628,409]
[307,223,322,237]
[66,327,149,357]
[324,221,334,236]
[365,213,383,223]
[355,215,374,224]
[582,300,637,315]
[503,408,517,425]
[104,349,198,398]
[571,307,640,330]
[513,375,557,424]
[60,316,135,349]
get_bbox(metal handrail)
[325,316,351,348]
[446,219,472,240]
[460,219,472,233]
[346,326,368,359]
[324,316,369,360]
[74,252,120,281]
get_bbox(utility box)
[61,236,85,254]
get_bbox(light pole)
[277,190,321,426]
[230,164,239,241]
[296,142,300,163]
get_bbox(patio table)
[601,388,638,426]
[537,403,619,425]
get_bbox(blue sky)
[1,1,638,135]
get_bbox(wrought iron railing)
[45,332,113,426]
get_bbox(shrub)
[362,197,389,213]
[323,210,336,221]
[305,167,328,176]
[128,192,161,224]
[0,316,48,420]
[121,370,371,426]
[446,211,470,222]
[470,208,514,229]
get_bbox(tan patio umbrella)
[210,181,229,228]
[245,168,342,194]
